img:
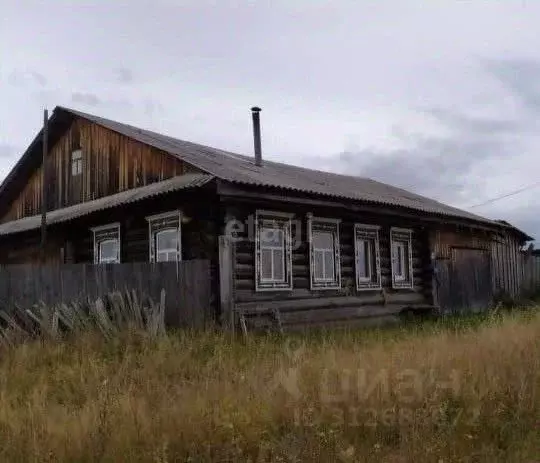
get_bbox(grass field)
[0,311,538,462]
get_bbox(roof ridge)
[56,106,463,202]
[0,105,498,229]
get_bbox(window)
[71,149,83,176]
[99,239,119,263]
[354,224,381,290]
[146,211,181,262]
[255,211,293,291]
[308,216,341,289]
[155,229,179,262]
[91,223,120,264]
[390,228,413,288]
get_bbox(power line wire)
[468,181,540,209]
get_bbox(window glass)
[391,234,412,286]
[313,230,333,249]
[99,239,118,263]
[261,248,273,280]
[323,251,335,280]
[311,224,339,286]
[355,227,381,289]
[261,227,283,247]
[259,225,285,282]
[273,249,285,281]
[93,225,120,264]
[401,243,410,280]
[357,239,370,279]
[255,213,293,291]
[156,229,178,262]
[393,241,407,279]
[314,252,324,280]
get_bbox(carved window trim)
[91,223,121,264]
[308,215,341,290]
[255,210,293,291]
[355,224,382,290]
[390,227,414,289]
[146,211,182,262]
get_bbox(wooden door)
[436,248,493,314]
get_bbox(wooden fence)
[0,260,213,328]
[521,254,540,295]
[491,235,540,299]
[491,234,523,298]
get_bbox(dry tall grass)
[0,312,538,462]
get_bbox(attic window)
[71,149,83,176]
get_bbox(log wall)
[223,200,434,329]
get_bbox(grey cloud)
[336,107,520,203]
[339,145,480,203]
[485,58,540,112]
[493,206,540,242]
[33,88,62,106]
[143,99,164,117]
[70,92,150,113]
[332,99,539,239]
[0,143,17,159]
[71,92,102,106]
[425,108,523,135]
[336,135,540,241]
[115,67,134,84]
[30,71,47,86]
[8,70,47,87]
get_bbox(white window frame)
[390,227,414,289]
[155,228,180,262]
[146,211,182,263]
[354,224,381,290]
[91,223,120,264]
[255,210,293,291]
[71,149,83,176]
[308,215,341,290]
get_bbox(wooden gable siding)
[1,117,201,223]
[223,200,433,328]
[430,228,492,259]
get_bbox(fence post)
[219,235,235,332]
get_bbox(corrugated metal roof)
[0,173,213,236]
[59,106,496,225]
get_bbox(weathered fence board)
[219,235,235,330]
[0,260,212,328]
[491,235,523,298]
[521,254,540,295]
[436,248,493,314]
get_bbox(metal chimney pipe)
[251,106,262,167]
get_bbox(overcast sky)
[1,1,539,241]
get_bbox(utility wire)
[468,181,540,209]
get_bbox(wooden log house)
[0,106,532,329]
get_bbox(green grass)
[0,310,538,462]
